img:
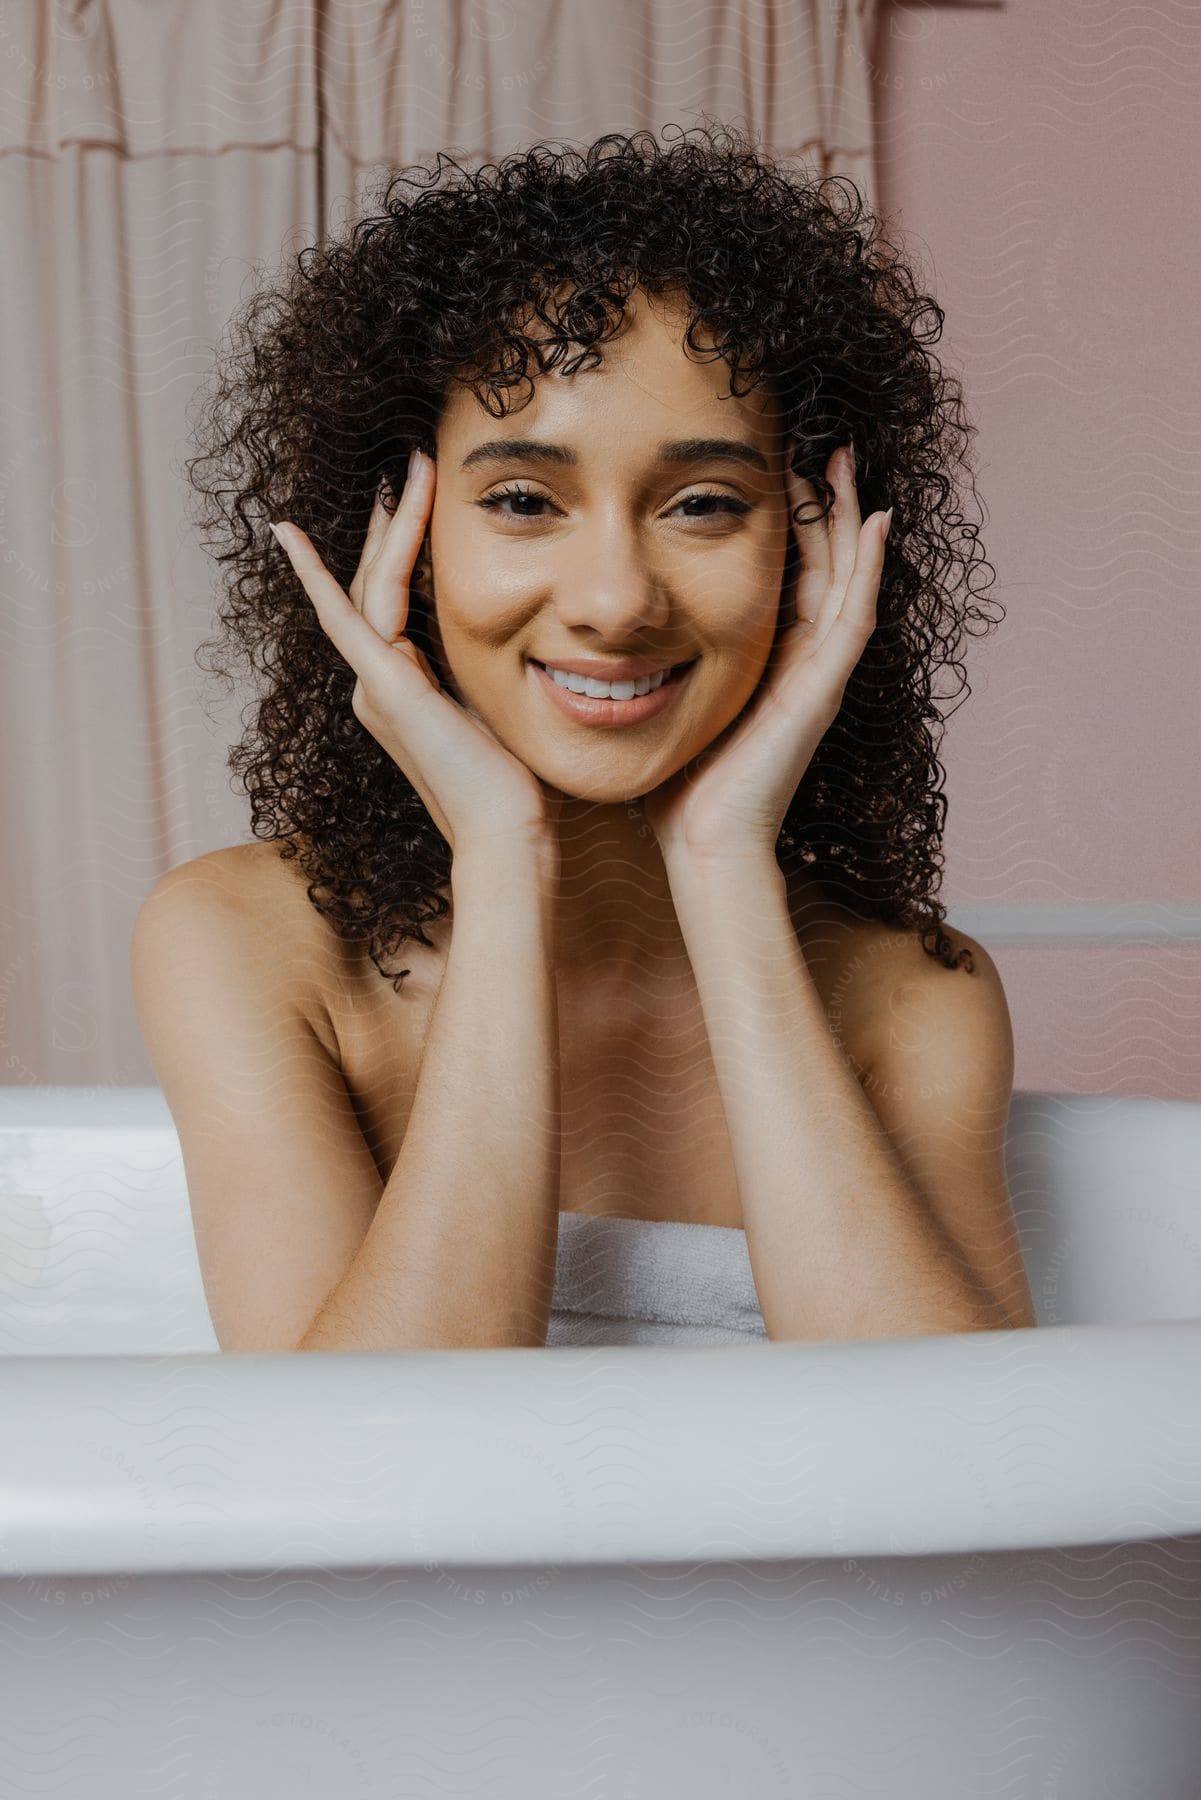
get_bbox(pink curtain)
[0,0,880,1088]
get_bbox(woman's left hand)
[642,442,892,868]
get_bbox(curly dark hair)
[185,121,1000,989]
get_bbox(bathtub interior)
[0,1086,1198,1354]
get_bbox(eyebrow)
[458,436,771,475]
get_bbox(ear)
[409,534,436,623]
[777,542,801,634]
[776,443,804,633]
[414,569,454,696]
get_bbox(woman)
[136,126,1035,1351]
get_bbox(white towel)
[546,1209,769,1346]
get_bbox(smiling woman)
[408,285,809,844]
[136,123,1032,1354]
[182,124,997,986]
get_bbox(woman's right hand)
[269,449,561,861]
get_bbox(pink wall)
[873,0,1200,1098]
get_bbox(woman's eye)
[477,484,551,518]
[476,485,751,521]
[675,490,751,519]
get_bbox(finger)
[347,487,395,610]
[789,461,832,588]
[773,462,803,631]
[349,482,401,586]
[365,450,435,639]
[790,468,836,647]
[828,442,861,592]
[271,519,424,693]
[358,450,436,645]
[799,444,859,647]
[816,507,889,665]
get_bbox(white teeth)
[545,664,670,699]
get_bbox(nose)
[548,510,673,642]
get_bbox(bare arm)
[298,846,562,1351]
[132,846,562,1353]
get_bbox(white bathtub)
[1,1085,1200,1797]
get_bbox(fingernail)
[267,521,282,544]
[882,506,894,540]
[407,447,419,480]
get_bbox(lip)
[529,657,697,728]
[531,654,682,680]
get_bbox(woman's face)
[420,285,795,803]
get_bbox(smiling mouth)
[530,658,697,692]
[528,654,700,728]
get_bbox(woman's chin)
[514,759,659,808]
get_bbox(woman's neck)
[548,796,686,983]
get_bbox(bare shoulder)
[144,841,315,930]
[139,842,343,1054]
[788,875,996,1078]
[838,914,1006,1081]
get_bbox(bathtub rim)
[2,1319,1201,1578]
